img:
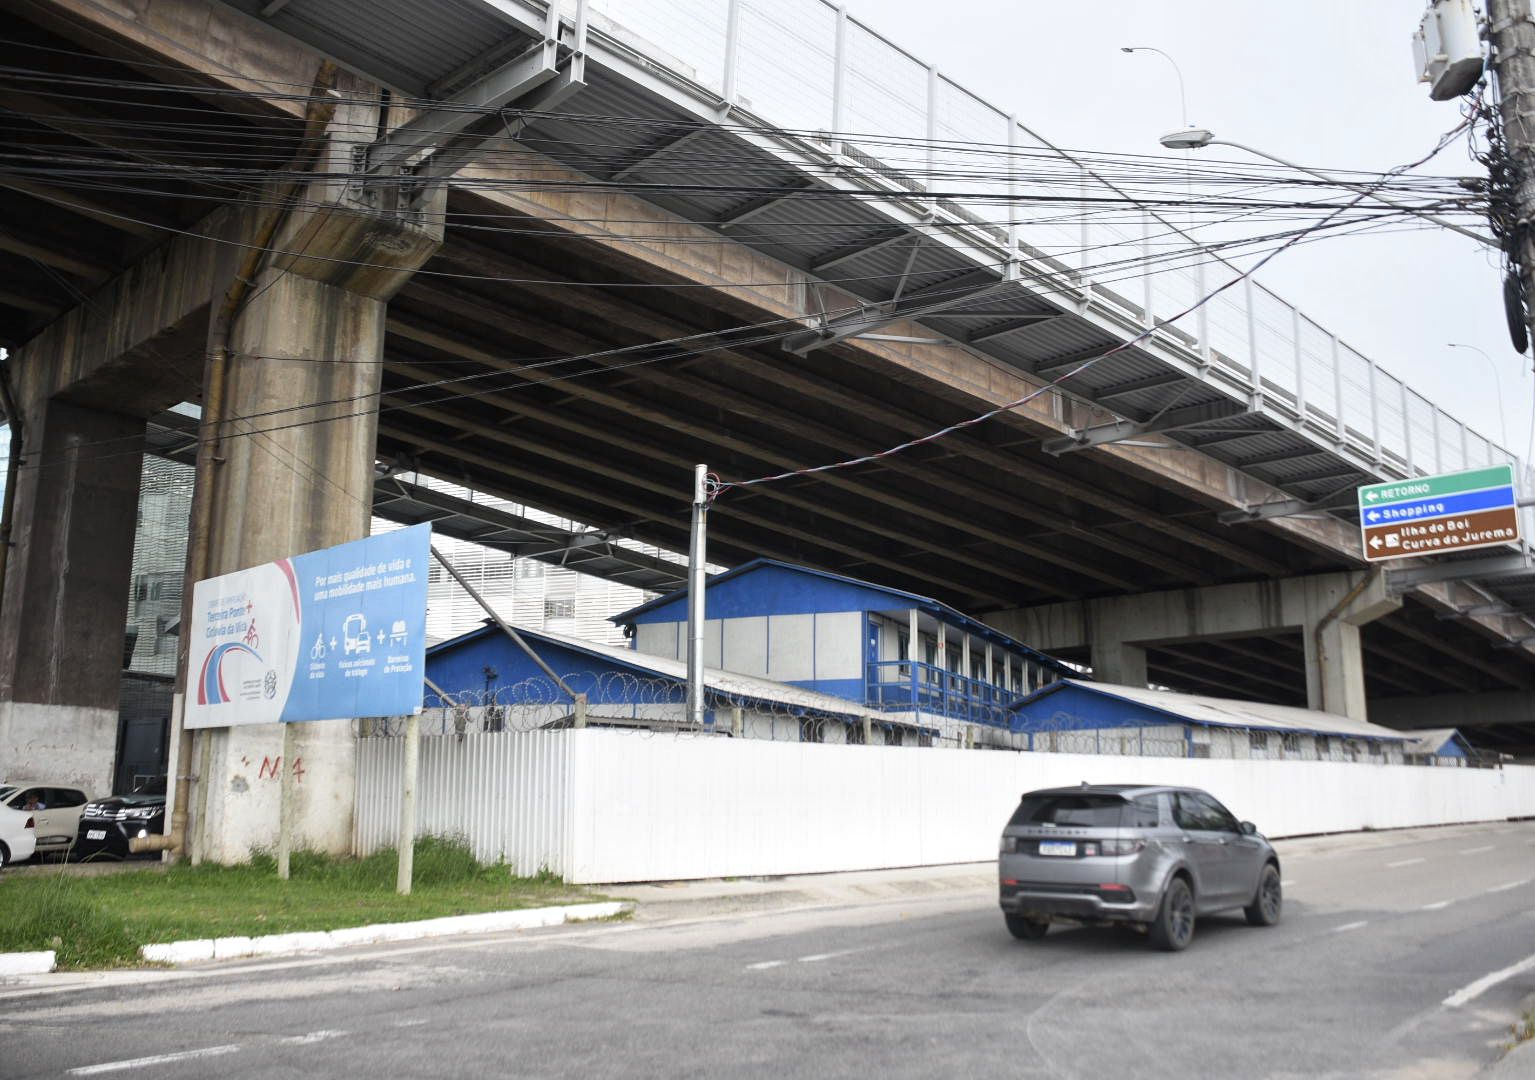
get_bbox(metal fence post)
[721,0,741,106]
[1368,361,1382,465]
[1142,210,1155,326]
[1244,278,1262,405]
[1006,115,1019,255]
[1401,383,1414,474]
[1330,334,1345,442]
[1291,307,1307,419]
[1079,166,1091,274]
[397,711,419,896]
[831,5,847,147]
[926,64,938,197]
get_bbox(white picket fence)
[354,729,1535,884]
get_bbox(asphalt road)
[2,822,1533,1079]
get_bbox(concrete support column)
[0,398,143,792]
[1088,636,1149,688]
[1289,572,1398,723]
[989,570,1400,723]
[193,79,443,863]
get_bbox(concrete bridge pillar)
[191,83,443,862]
[0,397,143,793]
[992,571,1400,723]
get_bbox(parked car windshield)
[1008,793,1127,828]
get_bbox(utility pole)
[686,465,709,728]
[1487,0,1535,359]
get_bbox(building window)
[543,598,574,619]
[1248,731,1268,752]
[515,559,544,580]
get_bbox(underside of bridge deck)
[3,0,1535,761]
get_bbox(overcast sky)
[866,0,1532,462]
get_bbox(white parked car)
[0,781,90,859]
[0,801,37,870]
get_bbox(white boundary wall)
[355,730,1535,884]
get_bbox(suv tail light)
[1099,838,1145,856]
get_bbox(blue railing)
[865,660,1024,728]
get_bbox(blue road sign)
[1359,485,1516,526]
[187,525,430,728]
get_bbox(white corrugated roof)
[1399,728,1463,755]
[528,628,895,723]
[1058,680,1411,741]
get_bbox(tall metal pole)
[686,465,709,727]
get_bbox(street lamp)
[1120,46,1190,130]
[1157,128,1492,249]
[1447,342,1512,451]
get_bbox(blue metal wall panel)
[623,563,906,624]
[1008,683,1171,734]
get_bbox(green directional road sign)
[1358,464,1521,563]
[1357,465,1513,507]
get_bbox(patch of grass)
[0,837,603,970]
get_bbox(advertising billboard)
[185,525,430,728]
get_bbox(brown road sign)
[1362,506,1521,562]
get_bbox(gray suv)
[998,783,1281,951]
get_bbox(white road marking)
[68,1045,242,1076]
[798,954,836,963]
[392,1019,431,1029]
[1422,900,1453,911]
[1332,921,1369,933]
[280,1030,347,1045]
[1444,953,1535,1008]
[1487,878,1531,894]
[1386,858,1425,868]
[746,960,785,971]
[1459,845,1494,856]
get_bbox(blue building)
[613,559,1075,741]
[423,621,937,744]
[1006,680,1448,764]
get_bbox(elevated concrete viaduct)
[2,0,1534,859]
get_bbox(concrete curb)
[140,901,631,965]
[0,951,56,976]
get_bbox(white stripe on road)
[1422,900,1453,911]
[746,960,785,970]
[1332,921,1369,933]
[1444,953,1535,1008]
[1459,845,1494,856]
[1386,858,1425,868]
[68,1046,241,1076]
[1487,878,1531,894]
[280,1031,347,1045]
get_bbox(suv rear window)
[1009,794,1127,828]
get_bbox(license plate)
[1038,840,1076,857]
[85,829,106,840]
